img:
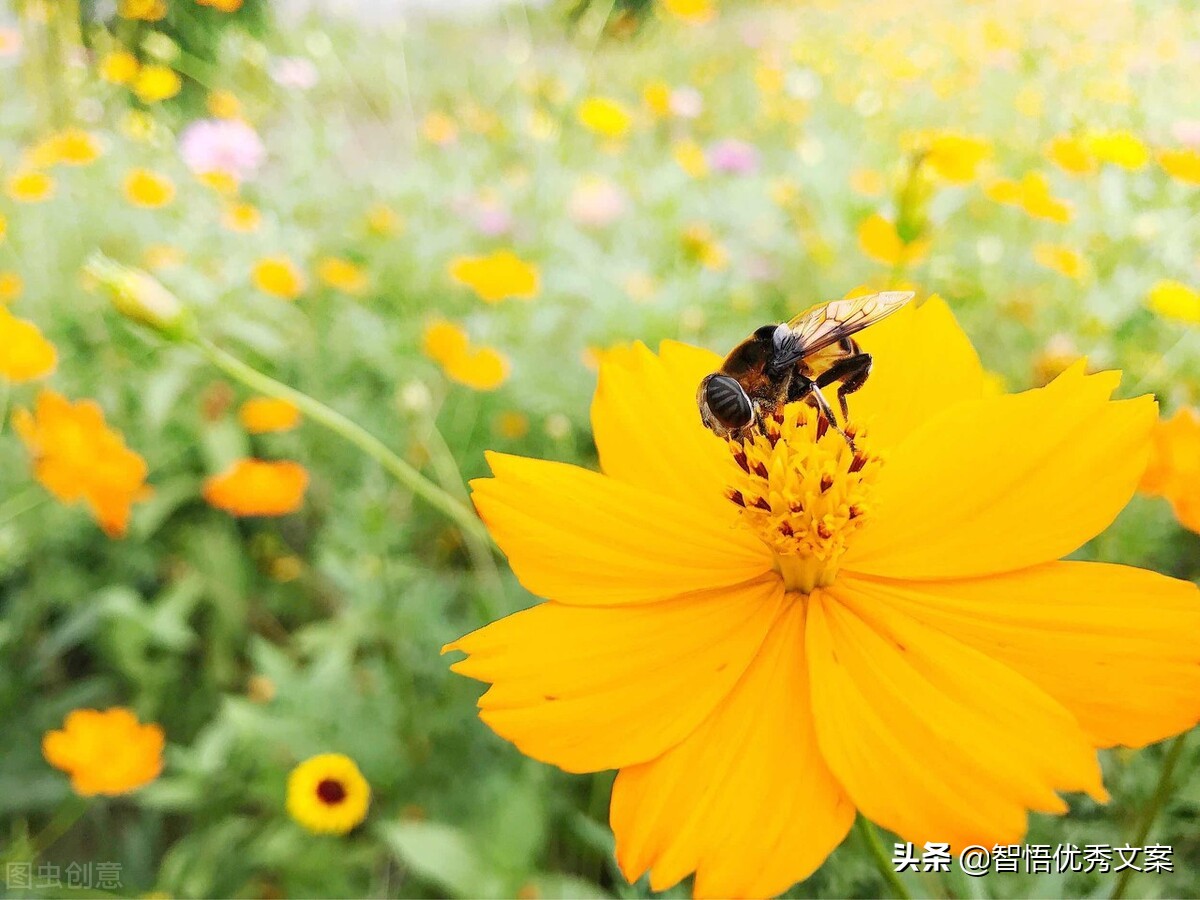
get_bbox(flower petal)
[471,451,772,605]
[610,599,854,898]
[807,582,1106,850]
[444,575,785,773]
[843,364,1156,579]
[850,296,988,448]
[591,341,740,517]
[839,564,1200,749]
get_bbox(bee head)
[697,374,754,436]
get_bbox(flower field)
[1,0,1199,897]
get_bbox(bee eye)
[703,375,754,429]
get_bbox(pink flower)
[1170,120,1200,149]
[270,57,318,91]
[669,86,704,119]
[707,138,760,175]
[568,177,627,229]
[178,119,266,182]
[474,203,514,237]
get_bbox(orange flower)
[422,319,510,391]
[239,397,301,434]
[43,708,164,796]
[14,391,151,537]
[0,308,57,381]
[203,459,308,516]
[446,300,1200,897]
[1140,407,1200,533]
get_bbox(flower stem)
[191,336,495,553]
[1110,732,1190,899]
[856,815,911,899]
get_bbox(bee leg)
[815,352,872,422]
[805,382,857,451]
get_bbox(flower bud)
[85,252,194,340]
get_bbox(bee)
[697,291,914,447]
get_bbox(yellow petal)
[445,575,784,773]
[807,586,1106,850]
[610,599,854,898]
[472,452,772,605]
[849,296,987,448]
[844,364,1155,579]
[591,341,740,518]
[840,564,1200,749]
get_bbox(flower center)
[724,401,883,593]
[316,778,347,805]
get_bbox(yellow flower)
[671,140,709,178]
[577,96,632,140]
[203,459,309,517]
[659,0,716,25]
[1045,135,1097,176]
[207,89,241,119]
[495,410,530,440]
[100,50,140,85]
[364,203,403,236]
[43,708,164,797]
[1140,407,1200,533]
[921,131,991,183]
[239,397,301,434]
[252,256,306,300]
[987,172,1071,223]
[642,80,672,117]
[448,250,539,303]
[681,224,728,271]
[133,65,182,104]
[422,319,510,391]
[849,168,885,197]
[287,754,371,835]
[0,213,6,241]
[119,0,166,19]
[1146,279,1200,324]
[198,170,238,195]
[1086,130,1149,171]
[0,309,56,382]
[1033,243,1088,281]
[316,257,369,295]
[14,390,151,537]
[221,201,261,233]
[142,244,186,271]
[0,271,23,302]
[123,168,176,208]
[857,213,929,267]
[421,112,458,147]
[7,170,55,203]
[446,301,1200,898]
[32,128,103,166]
[1158,148,1200,186]
[422,319,469,363]
[198,0,245,10]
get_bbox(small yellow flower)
[1033,243,1087,281]
[0,271,24,302]
[100,50,140,85]
[252,256,306,300]
[239,397,301,434]
[0,213,6,241]
[448,250,539,303]
[422,319,511,392]
[857,213,930,268]
[849,168,886,197]
[1086,130,1149,171]
[365,203,404,236]
[1140,407,1200,534]
[1146,279,1200,324]
[198,170,239,195]
[133,65,182,104]
[287,754,371,836]
[987,172,1071,224]
[203,459,309,517]
[221,202,261,233]
[7,170,55,203]
[1045,135,1097,176]
[681,224,729,271]
[423,319,469,362]
[317,257,369,295]
[198,0,245,10]
[577,96,632,140]
[642,80,672,117]
[495,410,530,440]
[124,168,175,208]
[0,308,56,382]
[32,128,103,167]
[672,140,709,178]
[421,112,458,147]
[207,89,241,119]
[920,131,991,183]
[659,0,716,25]
[119,0,166,19]
[43,708,164,797]
[1158,148,1200,186]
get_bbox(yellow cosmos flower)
[1158,147,1200,186]
[0,271,23,302]
[119,0,166,20]
[7,170,55,203]
[577,96,632,140]
[446,300,1200,898]
[919,131,991,183]
[0,308,57,382]
[252,256,306,300]
[1086,130,1149,171]
[239,397,301,434]
[286,754,371,835]
[659,0,716,25]
[680,224,728,271]
[642,80,671,117]
[1045,135,1097,176]
[133,65,182,104]
[1140,407,1200,533]
[30,128,103,167]
[448,250,539,303]
[1033,243,1088,281]
[198,0,245,10]
[43,708,164,797]
[857,213,930,267]
[316,257,369,295]
[422,319,511,391]
[207,89,241,119]
[986,172,1071,223]
[123,168,175,208]
[100,50,140,85]
[221,201,261,232]
[14,391,151,537]
[203,459,309,517]
[1146,279,1200,324]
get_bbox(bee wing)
[776,291,915,363]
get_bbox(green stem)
[0,487,48,529]
[1111,732,1190,900]
[856,816,911,900]
[191,336,495,553]
[28,796,88,858]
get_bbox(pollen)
[724,401,883,593]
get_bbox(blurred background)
[0,0,1198,896]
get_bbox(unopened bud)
[86,252,194,340]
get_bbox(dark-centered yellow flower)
[286,753,371,835]
[445,298,1200,898]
